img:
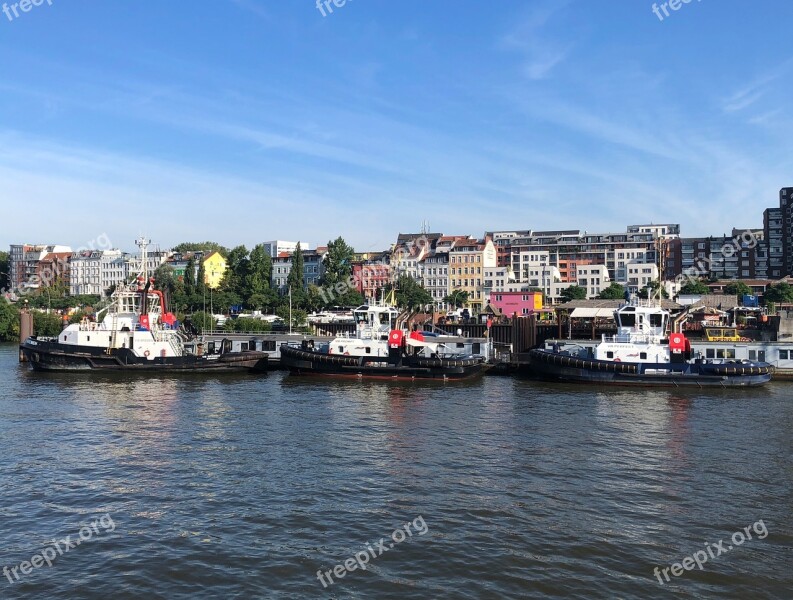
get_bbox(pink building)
[489,291,542,318]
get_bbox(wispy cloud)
[499,1,574,81]
[722,58,793,113]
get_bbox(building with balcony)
[8,244,73,293]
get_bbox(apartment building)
[448,239,497,311]
[262,240,312,258]
[352,252,392,302]
[8,244,73,292]
[271,247,327,293]
[69,249,125,296]
[576,264,611,298]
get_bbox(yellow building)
[448,238,497,312]
[203,251,227,290]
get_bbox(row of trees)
[557,278,784,303]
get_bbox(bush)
[33,311,64,337]
[188,311,216,332]
[225,317,273,333]
[0,299,20,342]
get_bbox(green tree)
[0,251,9,290]
[196,260,207,298]
[247,244,276,309]
[153,263,177,294]
[188,311,216,332]
[679,279,710,295]
[443,289,470,308]
[285,243,306,306]
[276,304,307,330]
[319,237,363,307]
[184,256,197,296]
[560,285,588,302]
[638,280,669,300]
[0,298,20,341]
[33,311,63,337]
[724,281,752,297]
[764,282,793,304]
[173,241,228,255]
[386,276,433,311]
[223,245,250,299]
[598,283,626,300]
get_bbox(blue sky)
[1,0,791,252]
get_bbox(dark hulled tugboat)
[19,239,268,373]
[280,303,486,380]
[529,299,772,387]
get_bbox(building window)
[780,350,790,360]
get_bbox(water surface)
[1,344,791,599]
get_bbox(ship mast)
[135,236,151,281]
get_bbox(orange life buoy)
[144,350,150,358]
[614,358,621,362]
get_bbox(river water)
[0,343,791,599]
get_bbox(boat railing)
[602,333,661,344]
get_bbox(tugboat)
[19,239,268,373]
[529,299,772,387]
[280,303,486,380]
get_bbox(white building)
[621,261,660,294]
[421,252,451,310]
[577,265,611,298]
[262,240,312,258]
[70,249,123,296]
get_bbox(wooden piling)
[19,308,33,362]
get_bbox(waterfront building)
[764,206,784,278]
[392,232,441,281]
[271,246,328,294]
[448,238,497,312]
[419,236,470,310]
[69,249,124,296]
[486,230,533,267]
[8,244,72,293]
[506,227,663,284]
[489,291,543,318]
[166,251,203,280]
[202,252,227,290]
[351,252,392,302]
[622,261,659,295]
[777,187,793,277]
[576,264,611,298]
[262,240,312,258]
